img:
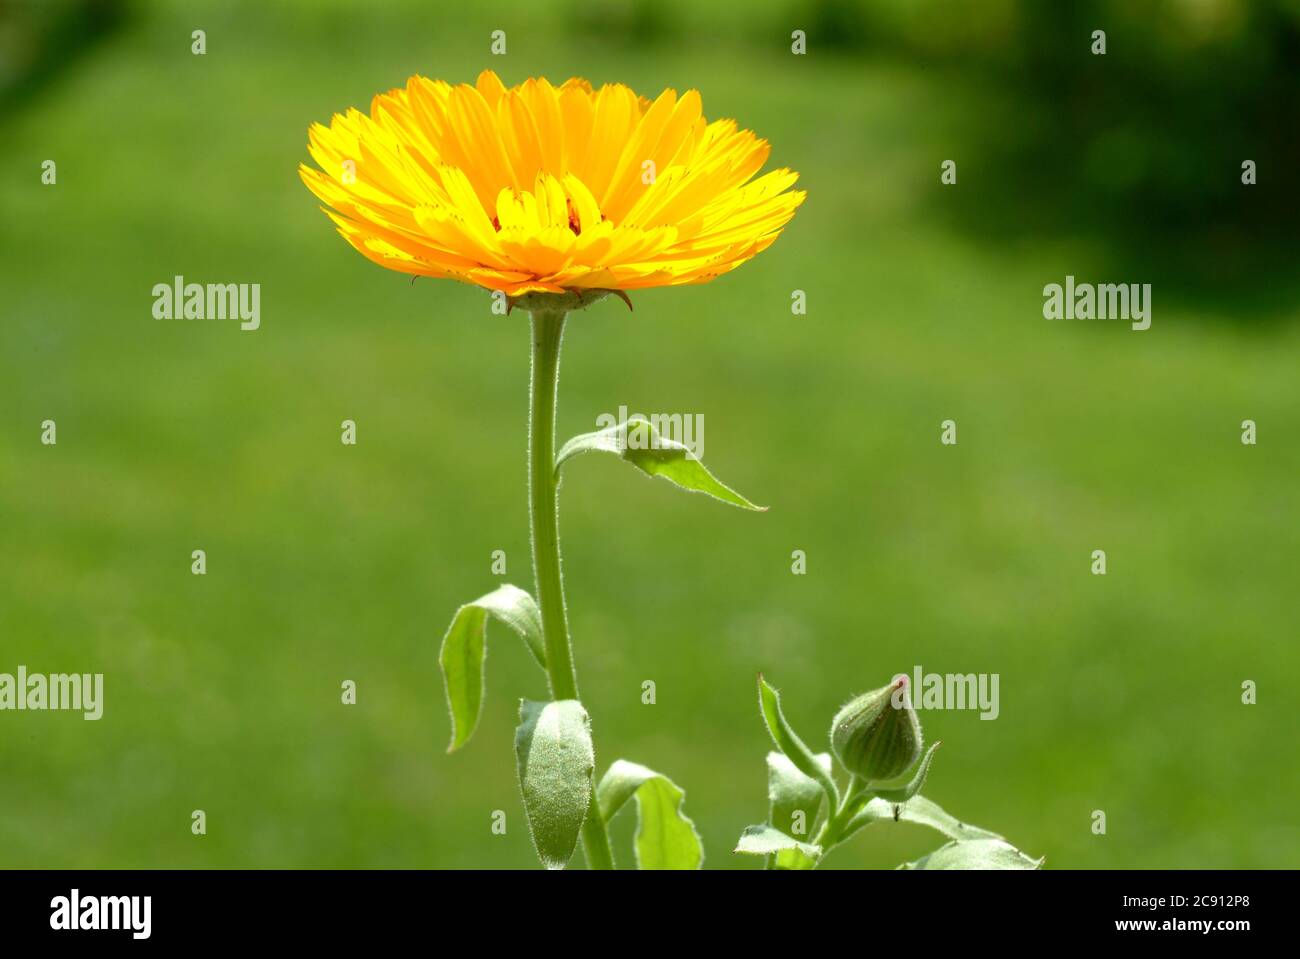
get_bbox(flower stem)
[528,308,615,871]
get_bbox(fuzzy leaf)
[734,824,821,860]
[597,760,703,869]
[439,584,545,752]
[514,699,594,870]
[767,752,831,869]
[555,418,764,511]
[900,837,1043,870]
[757,676,839,807]
[843,794,1004,843]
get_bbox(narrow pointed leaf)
[514,699,595,870]
[767,752,830,869]
[757,676,839,807]
[439,584,545,752]
[900,837,1043,870]
[870,741,941,803]
[597,759,703,869]
[555,418,764,511]
[734,824,821,860]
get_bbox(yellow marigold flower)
[299,70,805,298]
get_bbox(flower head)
[300,70,804,299]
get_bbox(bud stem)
[813,775,872,855]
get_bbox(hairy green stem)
[812,775,871,863]
[528,309,616,871]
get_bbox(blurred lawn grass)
[1,0,1297,868]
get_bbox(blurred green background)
[2,0,1298,869]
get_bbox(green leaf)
[900,837,1043,870]
[514,699,595,870]
[766,752,830,869]
[439,584,545,752]
[555,418,765,511]
[842,794,1004,844]
[597,760,703,870]
[734,824,821,860]
[870,741,941,803]
[773,847,820,870]
[757,675,839,808]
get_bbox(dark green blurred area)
[1,0,1297,869]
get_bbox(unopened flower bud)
[830,676,923,782]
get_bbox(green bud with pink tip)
[830,675,923,782]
